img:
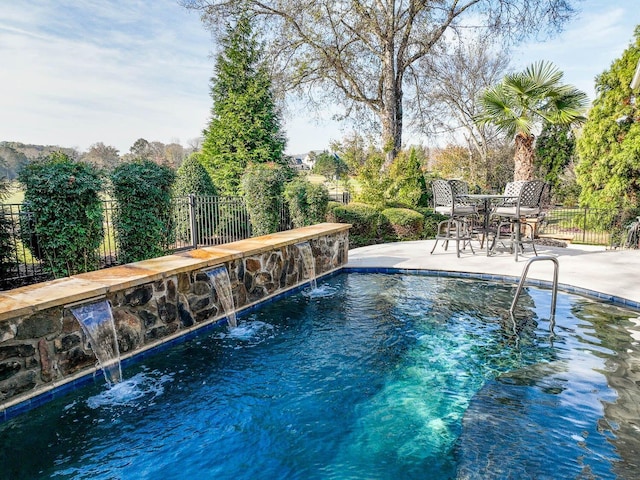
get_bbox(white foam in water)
[303,284,338,299]
[230,321,274,339]
[216,320,275,346]
[86,371,173,409]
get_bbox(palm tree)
[476,61,589,181]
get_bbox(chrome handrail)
[509,256,559,319]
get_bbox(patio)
[347,240,640,308]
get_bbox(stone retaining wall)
[0,223,350,415]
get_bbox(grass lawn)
[298,172,359,195]
[3,183,24,204]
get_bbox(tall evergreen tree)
[576,26,640,212]
[200,14,287,196]
[535,121,575,191]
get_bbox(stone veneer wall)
[0,223,350,414]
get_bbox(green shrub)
[111,159,176,263]
[241,163,286,236]
[383,201,413,209]
[415,207,448,239]
[331,202,381,247]
[18,152,104,277]
[380,208,424,240]
[173,153,217,197]
[325,201,342,222]
[387,148,430,208]
[354,152,391,208]
[284,178,330,228]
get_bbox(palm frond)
[476,60,589,138]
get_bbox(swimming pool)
[1,272,639,479]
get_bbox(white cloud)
[0,0,212,152]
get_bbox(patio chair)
[500,181,527,205]
[489,180,546,261]
[448,179,488,244]
[448,179,470,198]
[430,179,477,257]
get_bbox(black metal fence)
[2,194,623,289]
[328,191,351,204]
[0,196,291,289]
[172,195,254,250]
[537,207,624,246]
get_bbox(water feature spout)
[70,300,122,385]
[296,241,317,291]
[206,266,237,328]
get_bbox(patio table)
[458,194,515,255]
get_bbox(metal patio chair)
[489,180,546,261]
[430,179,477,257]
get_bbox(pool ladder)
[510,256,559,319]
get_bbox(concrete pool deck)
[347,240,640,308]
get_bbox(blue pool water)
[1,273,640,479]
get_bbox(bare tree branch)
[182,0,579,166]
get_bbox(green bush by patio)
[416,208,448,239]
[380,208,424,240]
[329,202,380,247]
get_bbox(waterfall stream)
[70,300,122,385]
[206,266,237,328]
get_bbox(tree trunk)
[513,133,535,181]
[381,41,402,170]
[381,92,403,170]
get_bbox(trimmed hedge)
[325,201,342,222]
[18,152,104,277]
[173,153,217,196]
[241,163,286,236]
[331,202,380,236]
[329,202,381,248]
[380,208,424,240]
[327,201,448,247]
[111,159,176,264]
[284,178,329,228]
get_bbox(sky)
[0,0,638,156]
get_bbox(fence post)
[583,207,587,243]
[188,194,198,249]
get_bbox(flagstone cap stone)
[0,223,351,322]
